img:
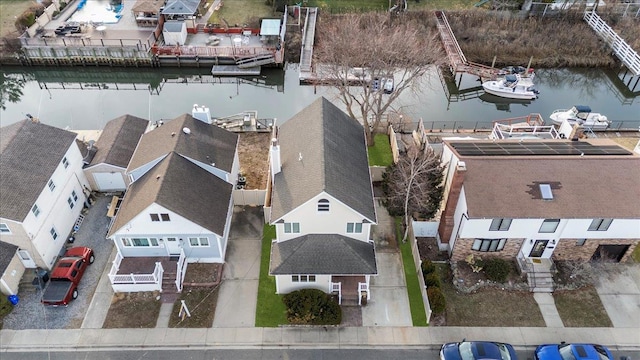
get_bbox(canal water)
[1,65,638,131]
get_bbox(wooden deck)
[117,256,175,275]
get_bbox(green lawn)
[255,224,288,327]
[368,133,394,167]
[305,0,387,12]
[397,217,428,326]
[0,0,32,37]
[208,0,274,27]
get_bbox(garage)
[93,172,126,192]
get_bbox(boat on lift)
[482,74,539,100]
[549,105,610,131]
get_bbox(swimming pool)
[67,0,123,24]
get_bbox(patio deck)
[117,256,175,275]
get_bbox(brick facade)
[438,169,465,244]
[451,238,525,263]
[552,238,639,263]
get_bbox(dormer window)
[317,199,330,212]
[62,156,70,169]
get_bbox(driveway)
[595,263,640,328]
[3,194,114,329]
[212,206,263,327]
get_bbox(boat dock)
[584,11,640,78]
[299,7,318,81]
[211,65,261,76]
[212,111,274,133]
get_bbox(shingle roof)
[458,155,640,219]
[161,0,199,15]
[0,241,18,275]
[90,115,148,168]
[108,152,233,237]
[127,114,238,174]
[163,22,184,32]
[270,97,376,222]
[132,0,163,14]
[0,120,77,221]
[270,234,377,275]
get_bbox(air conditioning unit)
[456,161,467,172]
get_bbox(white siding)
[0,253,25,295]
[274,193,372,242]
[446,187,469,252]
[84,163,128,192]
[128,155,166,182]
[275,274,331,294]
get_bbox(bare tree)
[313,12,445,146]
[383,146,444,242]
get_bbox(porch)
[108,250,187,293]
[517,254,557,293]
[331,275,370,306]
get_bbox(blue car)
[535,343,614,360]
[440,341,518,360]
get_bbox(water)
[1,65,638,131]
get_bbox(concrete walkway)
[595,264,640,328]
[533,293,564,328]
[81,247,117,329]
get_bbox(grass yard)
[305,0,387,12]
[169,287,219,328]
[255,224,287,327]
[553,287,613,327]
[0,0,32,38]
[437,264,546,327]
[368,133,394,167]
[397,217,428,326]
[208,0,274,28]
[103,292,162,328]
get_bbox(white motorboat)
[482,74,538,100]
[549,105,610,130]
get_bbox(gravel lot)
[3,195,114,329]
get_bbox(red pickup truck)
[41,246,94,306]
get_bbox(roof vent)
[456,161,466,171]
[182,127,191,135]
[539,183,553,200]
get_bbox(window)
[346,222,363,233]
[317,199,330,212]
[576,239,587,246]
[472,238,506,252]
[31,204,40,217]
[189,237,210,247]
[72,190,78,202]
[490,218,512,231]
[121,237,161,247]
[150,213,170,222]
[48,179,56,192]
[0,223,10,234]
[62,157,70,169]
[122,238,131,246]
[150,214,160,222]
[50,227,58,240]
[539,219,560,233]
[588,218,613,231]
[291,275,316,282]
[160,213,170,222]
[284,222,300,233]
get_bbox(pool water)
[68,0,123,24]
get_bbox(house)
[107,113,239,292]
[161,0,200,27]
[84,114,148,192]
[0,241,20,296]
[163,22,188,46]
[437,139,640,291]
[267,97,378,305]
[132,0,164,27]
[0,119,90,294]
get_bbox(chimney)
[270,130,281,182]
[191,104,212,124]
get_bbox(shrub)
[421,259,435,275]
[282,289,342,325]
[425,272,441,288]
[427,287,446,314]
[52,10,60,17]
[482,257,511,283]
[15,12,37,31]
[60,1,68,10]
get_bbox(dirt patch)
[417,237,449,261]
[553,286,612,327]
[238,132,270,190]
[169,287,219,328]
[183,263,222,285]
[340,306,362,326]
[103,292,162,328]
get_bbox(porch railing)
[175,249,187,292]
[109,262,164,284]
[331,282,342,305]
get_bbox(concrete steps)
[528,271,555,293]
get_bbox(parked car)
[440,340,518,360]
[41,246,94,306]
[535,343,614,360]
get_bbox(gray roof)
[0,241,18,275]
[127,114,238,174]
[90,115,148,168]
[163,21,185,32]
[0,120,77,221]
[270,97,376,222]
[108,152,233,237]
[455,149,640,219]
[270,234,377,275]
[161,0,199,15]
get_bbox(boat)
[549,105,611,130]
[482,74,538,100]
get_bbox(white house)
[162,21,187,46]
[0,119,90,294]
[437,139,640,291]
[267,97,378,305]
[84,114,148,192]
[107,113,238,292]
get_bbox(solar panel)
[449,141,633,157]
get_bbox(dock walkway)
[299,7,318,78]
[584,11,640,76]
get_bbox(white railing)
[175,249,187,292]
[331,282,341,305]
[634,139,640,155]
[358,282,369,305]
[109,262,163,284]
[584,11,640,76]
[108,251,124,278]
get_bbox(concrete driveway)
[212,206,263,327]
[595,263,640,328]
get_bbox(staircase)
[236,53,275,68]
[161,266,179,303]
[518,257,556,292]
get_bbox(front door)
[529,240,549,257]
[17,250,36,268]
[165,237,181,256]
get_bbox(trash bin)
[8,295,19,306]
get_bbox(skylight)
[539,184,553,200]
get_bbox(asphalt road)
[2,349,638,360]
